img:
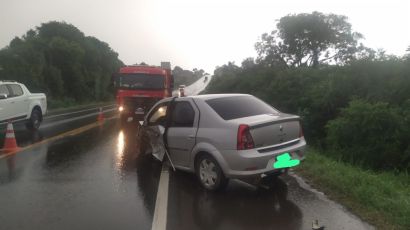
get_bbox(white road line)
[151,164,170,230]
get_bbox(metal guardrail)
[0,104,117,126]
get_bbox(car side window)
[8,84,23,97]
[0,85,10,98]
[170,101,195,127]
[148,103,168,126]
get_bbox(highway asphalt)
[0,107,374,230]
[0,77,374,230]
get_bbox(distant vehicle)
[113,62,174,122]
[178,85,186,97]
[204,76,208,82]
[0,81,47,130]
[143,94,306,191]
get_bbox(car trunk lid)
[231,113,301,148]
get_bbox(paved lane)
[0,104,117,148]
[0,120,161,230]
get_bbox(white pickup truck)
[0,81,47,130]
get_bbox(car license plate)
[272,152,300,169]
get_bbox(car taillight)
[299,121,304,138]
[237,124,255,150]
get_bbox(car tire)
[26,108,42,130]
[195,154,228,191]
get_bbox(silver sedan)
[142,94,307,191]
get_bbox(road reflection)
[0,129,44,183]
[114,123,149,171]
[168,171,303,230]
[116,122,162,217]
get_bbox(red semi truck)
[113,62,174,122]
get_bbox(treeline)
[173,66,208,88]
[133,63,208,89]
[0,21,123,107]
[206,12,410,172]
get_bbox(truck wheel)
[195,154,228,191]
[26,108,42,130]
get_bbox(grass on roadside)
[295,149,410,230]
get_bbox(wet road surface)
[166,170,374,230]
[1,87,375,230]
[1,118,374,229]
[1,120,161,230]
[0,104,117,148]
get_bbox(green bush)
[326,100,409,171]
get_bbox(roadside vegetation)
[0,21,123,104]
[296,150,410,230]
[205,11,410,228]
[173,66,208,87]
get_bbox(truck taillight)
[237,124,255,150]
[299,121,304,138]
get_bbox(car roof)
[0,80,19,84]
[157,94,252,104]
[187,94,252,101]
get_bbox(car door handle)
[187,135,195,139]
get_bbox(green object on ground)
[273,152,300,169]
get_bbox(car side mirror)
[0,94,7,99]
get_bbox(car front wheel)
[196,154,228,191]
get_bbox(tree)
[255,12,365,68]
[172,66,203,87]
[0,21,123,104]
[241,57,256,69]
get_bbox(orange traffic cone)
[2,121,20,153]
[97,107,105,122]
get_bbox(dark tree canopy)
[172,66,205,87]
[255,12,367,68]
[0,21,123,104]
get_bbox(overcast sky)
[1,0,409,72]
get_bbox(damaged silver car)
[142,94,307,191]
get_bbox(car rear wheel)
[26,108,42,130]
[196,154,228,191]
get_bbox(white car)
[0,81,47,130]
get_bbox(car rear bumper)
[220,138,307,179]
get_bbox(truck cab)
[114,62,174,122]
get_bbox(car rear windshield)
[115,73,165,90]
[206,95,278,120]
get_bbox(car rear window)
[206,95,278,120]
